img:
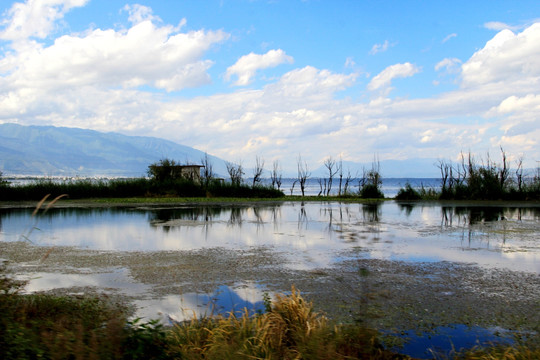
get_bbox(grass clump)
[168,286,402,359]
[0,264,169,359]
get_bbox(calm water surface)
[1,201,539,273]
[1,201,539,358]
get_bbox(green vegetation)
[0,158,284,201]
[359,158,384,199]
[396,149,540,201]
[2,267,537,359]
[435,149,540,200]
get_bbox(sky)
[1,0,540,175]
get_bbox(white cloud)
[461,23,540,89]
[0,0,89,41]
[0,15,229,92]
[225,49,293,86]
[435,58,462,73]
[484,21,521,32]
[367,62,420,91]
[1,4,539,173]
[442,33,457,43]
[369,40,390,55]
[123,4,162,25]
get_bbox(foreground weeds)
[168,287,400,359]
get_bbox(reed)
[0,177,285,201]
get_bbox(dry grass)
[168,286,406,359]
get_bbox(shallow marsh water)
[1,200,539,358]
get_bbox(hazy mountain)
[0,123,228,177]
[0,123,443,179]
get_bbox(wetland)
[1,200,539,358]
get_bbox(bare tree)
[226,161,244,186]
[200,152,214,187]
[338,157,343,196]
[324,157,339,196]
[343,167,356,195]
[437,159,451,194]
[271,160,283,190]
[498,146,510,190]
[290,180,298,196]
[515,156,524,192]
[317,178,325,196]
[297,155,311,197]
[252,156,265,187]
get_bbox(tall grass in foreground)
[168,286,398,360]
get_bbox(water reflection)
[393,324,514,359]
[361,203,381,223]
[1,202,539,273]
[134,283,267,324]
[19,270,266,324]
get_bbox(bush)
[395,183,422,200]
[359,183,384,199]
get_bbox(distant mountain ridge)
[0,123,227,177]
[1,123,446,178]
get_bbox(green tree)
[147,158,181,182]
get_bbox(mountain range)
[0,123,442,178]
[0,123,228,177]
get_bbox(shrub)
[395,183,421,200]
[359,183,384,199]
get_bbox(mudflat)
[2,239,539,334]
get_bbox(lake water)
[1,201,538,272]
[1,200,539,358]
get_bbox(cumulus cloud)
[461,23,540,89]
[225,49,293,86]
[0,0,88,41]
[0,4,229,93]
[367,62,420,92]
[1,3,539,173]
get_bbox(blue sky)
[1,0,540,175]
